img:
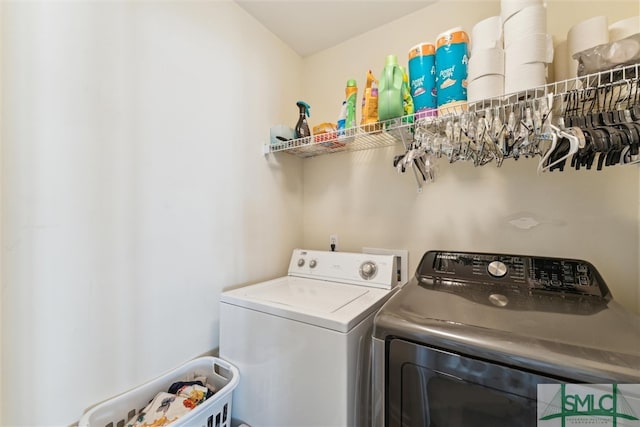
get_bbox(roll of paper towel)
[505,33,554,66]
[468,47,505,81]
[568,16,609,55]
[505,62,546,93]
[503,5,547,48]
[472,16,502,52]
[609,16,640,42]
[553,39,571,82]
[468,75,505,102]
[567,16,608,78]
[501,0,544,24]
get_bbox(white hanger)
[538,125,584,173]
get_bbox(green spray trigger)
[296,101,311,117]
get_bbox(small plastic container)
[270,125,294,145]
[408,43,437,115]
[436,28,470,110]
[79,357,239,427]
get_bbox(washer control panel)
[288,249,397,289]
[418,251,608,298]
[359,261,378,280]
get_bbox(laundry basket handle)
[212,357,240,386]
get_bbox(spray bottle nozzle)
[296,101,311,117]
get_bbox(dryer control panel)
[418,251,609,299]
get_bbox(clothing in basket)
[127,382,212,427]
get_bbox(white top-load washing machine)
[219,249,399,427]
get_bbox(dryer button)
[487,260,508,278]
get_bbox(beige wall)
[301,1,640,314]
[0,0,3,421]
[1,1,303,424]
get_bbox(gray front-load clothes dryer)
[372,250,640,427]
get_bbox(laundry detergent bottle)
[345,79,358,129]
[361,70,380,130]
[377,54,404,121]
[400,66,414,124]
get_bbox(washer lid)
[220,276,394,333]
[246,277,367,312]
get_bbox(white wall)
[301,0,640,314]
[0,0,3,419]
[1,0,638,424]
[1,1,303,424]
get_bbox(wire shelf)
[469,62,640,111]
[264,118,416,158]
[264,63,640,159]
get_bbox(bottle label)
[346,93,357,129]
[409,54,436,111]
[436,39,469,107]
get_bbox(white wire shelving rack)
[263,119,416,158]
[263,62,640,159]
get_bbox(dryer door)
[386,338,566,427]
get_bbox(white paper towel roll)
[503,5,547,47]
[505,33,554,67]
[505,62,546,93]
[468,48,505,81]
[553,39,571,82]
[468,75,505,102]
[568,16,609,55]
[472,16,502,52]
[567,16,608,79]
[501,0,544,24]
[609,16,640,42]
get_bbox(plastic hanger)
[538,126,583,173]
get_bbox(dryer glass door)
[386,339,566,427]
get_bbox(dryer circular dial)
[309,259,317,268]
[297,258,305,267]
[487,260,507,278]
[489,293,509,307]
[359,261,378,280]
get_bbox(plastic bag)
[574,33,640,77]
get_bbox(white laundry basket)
[79,356,239,427]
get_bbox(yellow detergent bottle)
[361,70,380,132]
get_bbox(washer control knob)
[360,261,378,280]
[297,258,305,267]
[488,260,507,278]
[309,259,317,268]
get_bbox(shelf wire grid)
[265,63,640,158]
